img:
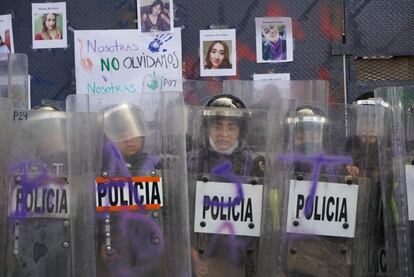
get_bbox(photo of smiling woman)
[200,29,236,77]
[204,40,232,70]
[34,13,63,40]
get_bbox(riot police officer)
[283,105,351,276]
[97,103,162,277]
[188,94,264,277]
[346,96,387,275]
[102,103,159,174]
[5,106,71,277]
[188,94,264,178]
[281,103,381,277]
[345,97,381,177]
[285,105,331,175]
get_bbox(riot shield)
[183,79,223,106]
[222,79,329,108]
[66,108,101,277]
[187,94,280,277]
[375,86,414,276]
[275,101,380,276]
[66,91,191,277]
[220,79,329,155]
[4,109,73,277]
[0,97,13,277]
[348,98,388,276]
[0,54,28,109]
[0,55,8,98]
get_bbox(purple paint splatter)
[279,153,352,218]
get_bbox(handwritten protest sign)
[74,28,182,94]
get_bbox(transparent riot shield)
[183,80,224,156]
[220,79,329,156]
[223,79,329,108]
[0,97,13,277]
[187,95,279,277]
[347,99,385,276]
[375,86,414,276]
[66,109,101,277]
[275,101,379,276]
[185,79,329,169]
[66,91,191,277]
[0,54,29,110]
[4,109,72,277]
[183,80,223,105]
[0,55,9,97]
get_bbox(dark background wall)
[1,0,414,107]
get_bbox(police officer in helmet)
[286,105,328,175]
[284,105,353,276]
[102,103,159,174]
[6,104,71,276]
[189,94,263,178]
[189,94,264,277]
[98,103,161,277]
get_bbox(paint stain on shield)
[33,242,48,263]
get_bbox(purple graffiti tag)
[104,139,132,178]
[199,159,251,268]
[114,212,164,277]
[203,161,244,208]
[103,139,146,207]
[279,153,352,218]
[205,222,244,260]
[7,160,65,218]
[8,159,48,184]
[101,139,163,275]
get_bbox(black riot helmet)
[205,94,247,110]
[286,105,328,155]
[202,94,251,151]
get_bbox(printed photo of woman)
[261,23,286,61]
[204,40,232,70]
[34,13,63,40]
[0,34,10,54]
[140,0,171,33]
[200,29,236,77]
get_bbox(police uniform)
[96,104,162,277]
[344,98,385,275]
[188,95,264,277]
[284,106,352,277]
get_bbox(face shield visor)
[21,111,67,167]
[353,99,382,144]
[103,104,148,143]
[286,106,328,155]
